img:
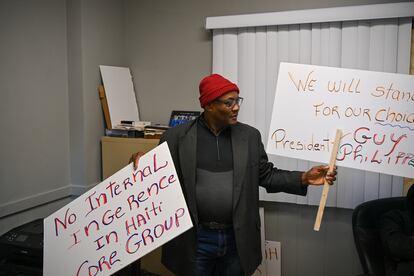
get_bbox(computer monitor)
[169,111,200,128]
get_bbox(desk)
[101,137,174,276]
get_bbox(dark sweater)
[195,116,233,223]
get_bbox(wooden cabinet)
[101,137,159,179]
[101,137,174,276]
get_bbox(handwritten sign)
[266,62,414,179]
[253,241,281,276]
[253,208,266,276]
[43,142,193,276]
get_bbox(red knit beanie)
[199,74,239,108]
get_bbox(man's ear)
[204,102,215,112]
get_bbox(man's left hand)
[302,165,337,186]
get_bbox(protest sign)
[266,63,414,178]
[253,240,281,276]
[43,142,193,276]
[263,241,281,276]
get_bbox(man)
[131,74,337,276]
[380,184,414,276]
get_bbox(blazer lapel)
[231,124,248,211]
[178,122,198,223]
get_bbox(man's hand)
[129,152,144,170]
[301,165,337,186]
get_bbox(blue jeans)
[195,225,244,276]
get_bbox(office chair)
[352,197,406,276]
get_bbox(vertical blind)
[210,9,412,208]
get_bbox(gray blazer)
[160,118,307,275]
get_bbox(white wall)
[0,0,126,234]
[0,0,71,227]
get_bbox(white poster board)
[100,65,140,127]
[253,209,282,276]
[266,63,414,179]
[263,241,281,276]
[253,208,266,276]
[44,142,193,276]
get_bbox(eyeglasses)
[215,97,244,108]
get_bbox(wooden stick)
[314,129,342,231]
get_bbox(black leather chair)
[352,197,406,276]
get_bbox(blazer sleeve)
[257,134,308,196]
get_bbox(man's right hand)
[129,152,144,170]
